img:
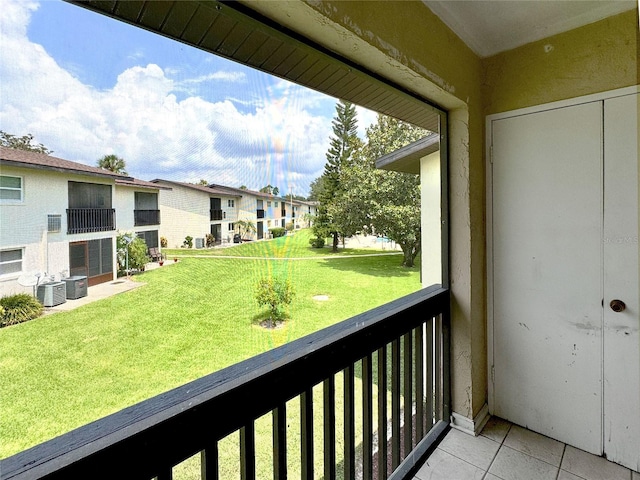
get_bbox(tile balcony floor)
[414,417,640,480]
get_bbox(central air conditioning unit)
[195,237,205,248]
[36,282,67,307]
[63,276,88,300]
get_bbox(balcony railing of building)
[257,209,265,219]
[281,209,286,217]
[134,209,161,226]
[210,209,223,221]
[1,286,450,480]
[66,208,116,234]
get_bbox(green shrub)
[0,293,44,327]
[183,236,193,248]
[309,237,325,248]
[255,276,294,327]
[117,233,150,276]
[285,221,294,232]
[269,227,286,238]
[205,233,216,247]
[160,236,168,248]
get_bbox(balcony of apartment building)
[7,1,637,480]
[66,181,115,235]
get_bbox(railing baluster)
[323,377,336,480]
[362,353,373,479]
[240,423,255,480]
[403,332,413,457]
[415,324,424,441]
[344,364,355,480]
[273,405,287,480]
[435,315,442,422]
[426,317,434,429]
[442,306,452,423]
[391,339,400,469]
[300,388,313,480]
[201,442,219,480]
[156,468,172,480]
[376,347,387,480]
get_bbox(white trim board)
[450,404,490,436]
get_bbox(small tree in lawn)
[255,277,294,328]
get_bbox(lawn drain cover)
[313,295,329,301]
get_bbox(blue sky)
[0,0,377,196]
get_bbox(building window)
[267,201,271,207]
[228,199,235,207]
[68,181,111,208]
[136,230,159,249]
[228,223,234,231]
[275,201,278,207]
[48,214,61,233]
[0,175,23,202]
[0,249,23,276]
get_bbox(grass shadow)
[316,253,418,278]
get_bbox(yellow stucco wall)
[482,9,639,115]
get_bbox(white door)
[491,92,639,470]
[603,93,639,470]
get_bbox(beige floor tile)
[561,445,631,480]
[558,470,586,480]
[438,428,500,470]
[488,446,559,480]
[481,416,512,443]
[413,448,485,480]
[503,425,565,466]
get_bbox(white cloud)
[179,71,247,85]
[0,0,333,195]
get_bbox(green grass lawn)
[0,231,420,466]
[163,229,397,258]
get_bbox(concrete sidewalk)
[43,277,143,315]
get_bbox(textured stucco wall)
[482,9,639,115]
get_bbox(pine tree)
[315,100,359,251]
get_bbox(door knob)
[610,299,626,313]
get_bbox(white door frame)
[485,85,640,412]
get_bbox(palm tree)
[97,154,127,174]
[235,219,257,239]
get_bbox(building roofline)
[375,132,440,174]
[0,147,163,188]
[151,179,242,197]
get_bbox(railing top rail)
[2,286,449,480]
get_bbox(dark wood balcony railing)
[134,209,160,226]
[1,286,450,480]
[257,209,265,219]
[66,208,115,234]
[210,209,223,221]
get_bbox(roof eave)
[375,133,440,174]
[0,159,131,181]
